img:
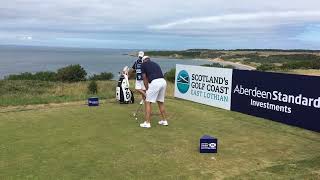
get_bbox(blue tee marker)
[200,135,218,153]
[88,97,99,106]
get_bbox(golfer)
[130,51,146,104]
[140,56,168,128]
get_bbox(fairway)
[0,99,319,179]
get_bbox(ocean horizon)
[0,45,209,79]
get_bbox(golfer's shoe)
[158,120,168,126]
[140,121,151,128]
[139,100,144,105]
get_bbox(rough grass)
[288,69,320,76]
[0,80,117,107]
[1,68,318,107]
[0,99,319,179]
[267,69,320,77]
[0,80,175,107]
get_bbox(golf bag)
[116,66,134,104]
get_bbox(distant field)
[289,69,320,76]
[145,50,320,76]
[0,98,319,179]
[217,50,320,56]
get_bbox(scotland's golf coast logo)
[177,70,190,94]
[175,64,233,110]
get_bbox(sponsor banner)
[174,64,233,110]
[231,70,320,132]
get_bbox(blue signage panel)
[88,97,99,106]
[231,70,320,132]
[200,135,218,153]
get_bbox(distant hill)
[144,49,320,75]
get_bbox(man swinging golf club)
[140,56,168,128]
[130,51,146,105]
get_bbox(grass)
[0,80,176,107]
[0,99,319,179]
[0,80,117,107]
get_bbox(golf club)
[133,102,143,120]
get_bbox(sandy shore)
[208,58,256,70]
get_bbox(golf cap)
[142,56,150,62]
[138,51,144,58]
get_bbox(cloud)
[149,11,320,31]
[17,35,33,40]
[1,0,320,49]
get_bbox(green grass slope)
[0,80,116,107]
[0,99,319,179]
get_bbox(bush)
[281,60,320,70]
[146,51,201,58]
[89,72,114,81]
[201,63,224,68]
[5,72,33,80]
[201,63,235,69]
[88,81,98,94]
[164,68,176,83]
[56,64,87,82]
[33,72,57,81]
[5,71,57,81]
[224,65,235,69]
[256,64,278,71]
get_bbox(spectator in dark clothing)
[130,51,146,104]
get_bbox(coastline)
[207,58,257,70]
[137,54,257,70]
[130,52,256,70]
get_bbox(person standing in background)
[130,51,146,104]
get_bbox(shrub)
[146,51,201,58]
[164,68,176,83]
[5,72,33,80]
[5,71,57,81]
[256,64,278,71]
[88,81,98,94]
[56,64,87,82]
[89,72,114,81]
[224,65,235,69]
[281,60,320,70]
[201,63,224,68]
[33,71,57,81]
[201,63,235,69]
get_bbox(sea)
[0,45,209,79]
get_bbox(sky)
[1,0,320,50]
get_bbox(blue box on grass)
[200,135,218,153]
[88,97,99,106]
